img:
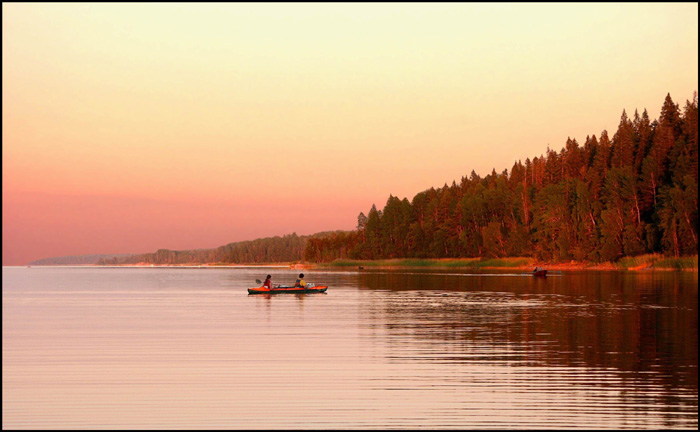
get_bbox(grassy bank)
[615,254,698,270]
[322,255,698,271]
[91,255,698,271]
[325,257,536,269]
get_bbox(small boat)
[533,268,548,277]
[248,285,328,295]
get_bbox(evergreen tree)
[611,110,636,168]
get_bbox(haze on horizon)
[3,3,698,265]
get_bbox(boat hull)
[533,270,547,277]
[248,286,328,295]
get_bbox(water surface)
[3,267,697,429]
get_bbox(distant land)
[28,232,342,266]
[28,253,138,266]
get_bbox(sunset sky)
[3,3,698,265]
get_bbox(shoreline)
[316,256,699,272]
[17,256,698,272]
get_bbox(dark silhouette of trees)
[304,93,698,263]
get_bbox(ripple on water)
[2,267,697,429]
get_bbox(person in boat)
[262,274,273,289]
[294,273,307,288]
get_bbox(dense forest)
[304,93,698,263]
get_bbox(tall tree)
[611,110,636,168]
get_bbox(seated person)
[262,274,273,288]
[294,273,307,288]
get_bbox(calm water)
[2,267,697,429]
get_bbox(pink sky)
[3,3,698,265]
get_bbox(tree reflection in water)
[356,269,697,421]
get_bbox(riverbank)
[316,254,698,271]
[28,254,697,272]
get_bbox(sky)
[3,3,698,265]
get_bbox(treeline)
[304,93,698,263]
[29,253,137,266]
[99,232,343,265]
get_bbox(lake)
[2,266,697,429]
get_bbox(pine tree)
[633,109,654,173]
[611,110,636,168]
[586,131,611,200]
[563,138,585,179]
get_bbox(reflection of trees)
[357,270,698,409]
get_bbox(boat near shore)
[532,267,548,277]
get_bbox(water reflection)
[2,267,697,429]
[356,269,698,425]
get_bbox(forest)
[304,93,698,263]
[101,92,697,266]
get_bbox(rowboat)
[533,269,547,277]
[248,285,328,295]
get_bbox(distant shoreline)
[20,264,292,269]
[17,255,698,272]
